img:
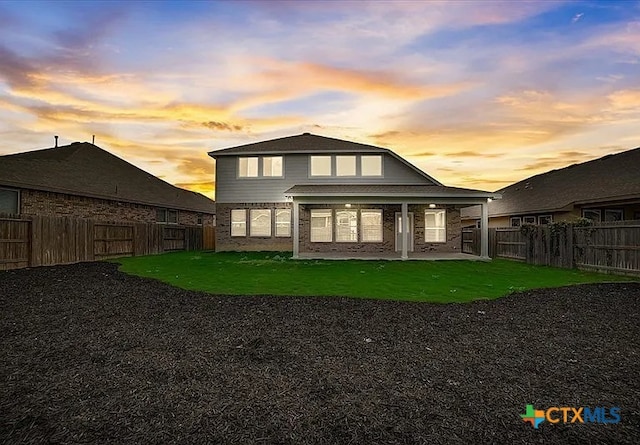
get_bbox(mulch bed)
[1,263,639,444]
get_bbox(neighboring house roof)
[286,184,499,199]
[208,132,443,185]
[0,142,215,214]
[461,146,640,219]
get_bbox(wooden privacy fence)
[462,222,640,276]
[0,214,216,271]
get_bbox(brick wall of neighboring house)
[216,202,293,251]
[19,188,215,226]
[299,204,461,254]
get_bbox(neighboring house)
[0,142,215,226]
[461,146,640,228]
[208,133,499,259]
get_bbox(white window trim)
[538,215,553,225]
[582,209,601,222]
[167,209,179,225]
[231,209,247,237]
[360,155,383,177]
[425,209,447,243]
[310,155,332,177]
[523,216,537,224]
[238,157,259,178]
[275,208,291,237]
[262,156,284,178]
[336,155,357,177]
[510,216,522,227]
[310,209,333,242]
[250,209,272,237]
[360,209,383,243]
[604,209,624,222]
[335,209,358,243]
[0,187,20,215]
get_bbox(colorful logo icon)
[521,404,621,428]
[521,404,545,428]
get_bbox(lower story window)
[197,213,203,225]
[510,217,522,227]
[335,210,357,242]
[156,208,167,223]
[250,209,271,236]
[275,209,291,237]
[604,209,623,222]
[523,216,537,224]
[310,209,332,242]
[582,209,601,222]
[0,188,19,214]
[538,215,553,225]
[425,209,446,242]
[156,208,178,224]
[361,209,382,242]
[231,209,246,236]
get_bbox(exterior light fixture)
[345,203,352,208]
[488,198,493,202]
[429,204,436,208]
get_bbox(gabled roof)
[0,142,215,213]
[208,132,443,185]
[286,184,499,200]
[461,146,640,219]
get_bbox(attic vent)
[71,141,82,145]
[302,132,311,135]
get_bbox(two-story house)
[208,133,499,259]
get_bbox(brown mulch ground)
[0,263,639,444]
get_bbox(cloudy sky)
[1,0,639,198]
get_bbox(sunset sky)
[1,0,639,199]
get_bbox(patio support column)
[293,200,300,259]
[480,201,489,259]
[401,202,408,260]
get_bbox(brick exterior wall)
[19,188,215,226]
[216,202,293,251]
[300,204,461,254]
[217,202,461,254]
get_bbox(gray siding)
[215,153,433,203]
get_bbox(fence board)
[0,214,209,270]
[463,223,640,276]
[203,226,216,250]
[0,215,30,270]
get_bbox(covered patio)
[297,251,488,261]
[285,185,499,261]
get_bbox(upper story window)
[262,156,283,177]
[238,156,282,178]
[336,155,356,176]
[0,188,19,214]
[310,156,332,176]
[310,154,384,177]
[238,157,259,177]
[361,155,382,176]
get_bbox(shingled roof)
[285,184,498,199]
[462,146,640,219]
[208,132,443,185]
[0,142,215,213]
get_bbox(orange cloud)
[607,89,640,111]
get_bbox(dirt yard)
[1,262,639,444]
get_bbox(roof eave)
[0,180,215,214]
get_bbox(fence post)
[567,224,574,269]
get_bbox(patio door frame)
[394,211,414,252]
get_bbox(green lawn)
[113,251,635,303]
